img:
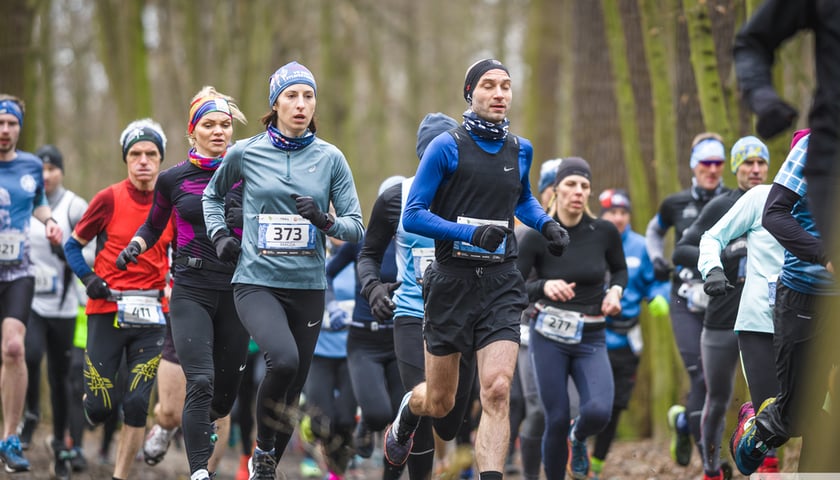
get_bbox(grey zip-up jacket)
[203,132,364,290]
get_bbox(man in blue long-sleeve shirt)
[380,59,570,480]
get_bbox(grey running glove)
[115,241,142,271]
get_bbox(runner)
[116,87,249,480]
[202,61,364,480]
[63,118,173,480]
[0,95,63,474]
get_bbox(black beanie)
[463,59,509,104]
[553,157,591,185]
[36,145,63,171]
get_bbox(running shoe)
[0,435,31,473]
[52,439,72,480]
[299,456,322,478]
[383,392,417,466]
[590,456,604,480]
[17,412,38,450]
[732,398,775,476]
[143,424,178,465]
[353,421,374,458]
[69,446,88,472]
[667,404,692,466]
[566,421,589,480]
[248,447,277,480]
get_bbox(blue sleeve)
[403,134,475,242]
[513,139,551,232]
[64,236,93,279]
[326,241,358,280]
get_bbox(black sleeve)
[672,195,731,269]
[514,226,547,302]
[733,0,814,96]
[357,184,402,294]
[762,183,827,266]
[326,240,359,279]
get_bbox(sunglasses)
[698,159,724,167]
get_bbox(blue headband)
[0,100,24,128]
[268,62,317,107]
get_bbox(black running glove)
[290,194,335,231]
[471,224,511,252]
[653,257,673,282]
[211,229,241,262]
[363,281,402,322]
[81,273,110,299]
[541,221,570,257]
[225,206,243,230]
[749,86,798,140]
[703,267,734,296]
[115,241,142,271]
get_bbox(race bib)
[0,232,25,264]
[257,214,316,256]
[453,216,507,262]
[33,264,59,294]
[534,304,583,344]
[116,296,165,328]
[412,247,435,283]
[768,275,778,307]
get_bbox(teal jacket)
[203,132,364,290]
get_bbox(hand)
[703,267,734,296]
[44,219,63,246]
[648,294,669,317]
[225,206,243,230]
[290,194,334,231]
[749,87,798,140]
[115,241,142,270]
[653,257,672,282]
[364,281,402,322]
[542,221,570,256]
[601,289,622,317]
[211,230,241,262]
[470,224,511,252]
[543,279,576,302]
[325,301,350,331]
[81,273,110,300]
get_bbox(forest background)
[0,0,817,444]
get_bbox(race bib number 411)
[257,214,316,256]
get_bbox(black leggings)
[233,351,263,456]
[393,315,477,480]
[24,311,75,440]
[233,285,324,457]
[303,355,357,474]
[669,295,705,447]
[84,313,165,427]
[737,331,780,409]
[169,284,251,474]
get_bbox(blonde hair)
[187,86,247,146]
[691,131,723,148]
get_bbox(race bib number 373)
[257,214,316,256]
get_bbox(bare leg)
[113,424,145,479]
[474,340,518,472]
[409,350,460,418]
[154,359,186,430]
[1,318,27,438]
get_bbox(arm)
[357,185,401,294]
[203,143,244,239]
[698,187,762,278]
[645,214,668,262]
[762,183,828,266]
[403,134,474,242]
[514,227,548,302]
[513,140,552,231]
[327,152,365,243]
[325,241,358,280]
[672,195,732,269]
[132,171,176,252]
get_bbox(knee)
[545,409,571,434]
[424,391,455,418]
[2,335,25,362]
[187,373,214,399]
[123,394,151,428]
[480,374,511,413]
[264,349,298,381]
[84,398,115,426]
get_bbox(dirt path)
[11,428,800,479]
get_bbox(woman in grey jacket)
[202,61,364,480]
